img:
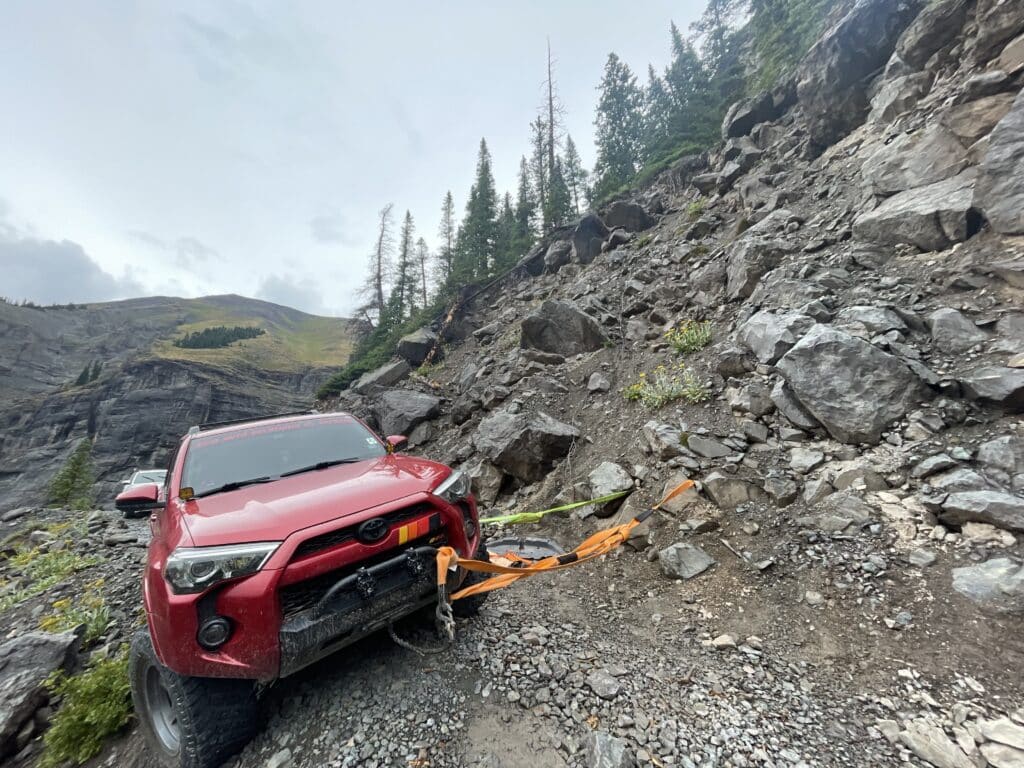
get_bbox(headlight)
[165,542,280,594]
[434,469,471,504]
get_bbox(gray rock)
[896,0,969,68]
[853,169,978,251]
[642,421,685,460]
[928,467,994,493]
[603,200,655,232]
[952,558,1024,613]
[763,473,799,506]
[980,743,1024,768]
[834,464,889,492]
[963,70,1013,101]
[928,308,989,353]
[861,125,967,195]
[464,458,504,506]
[868,72,932,123]
[585,669,622,700]
[721,91,777,140]
[908,548,938,567]
[571,214,610,265]
[396,327,439,366]
[939,490,1024,532]
[976,0,1024,54]
[961,366,1024,411]
[658,543,716,580]
[776,325,925,444]
[587,462,634,518]
[978,435,1024,487]
[796,0,921,147]
[474,410,579,483]
[772,380,821,431]
[737,310,814,364]
[583,731,636,768]
[703,471,768,509]
[687,435,732,458]
[658,472,699,514]
[352,359,411,395]
[979,718,1024,751]
[821,489,876,525]
[940,92,1016,146]
[727,381,776,418]
[790,447,825,474]
[267,748,294,768]
[0,632,80,759]
[804,477,835,504]
[899,720,974,768]
[974,89,1024,235]
[543,240,572,272]
[521,300,608,357]
[835,305,908,335]
[911,453,959,479]
[375,390,441,436]
[726,238,787,299]
[588,372,611,392]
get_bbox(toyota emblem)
[357,517,389,544]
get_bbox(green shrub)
[665,320,713,355]
[41,650,132,767]
[1,545,102,613]
[686,198,707,220]
[173,325,264,349]
[49,440,96,510]
[39,579,110,646]
[622,365,711,409]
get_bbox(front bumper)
[278,545,438,677]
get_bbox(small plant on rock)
[39,579,110,645]
[686,197,706,220]
[622,365,691,409]
[665,320,713,355]
[680,370,712,403]
[41,648,132,767]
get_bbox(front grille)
[279,533,446,619]
[292,504,432,560]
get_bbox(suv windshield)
[132,470,166,485]
[180,416,386,498]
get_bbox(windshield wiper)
[194,476,274,498]
[280,458,364,478]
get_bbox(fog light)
[197,616,232,650]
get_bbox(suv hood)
[179,455,451,548]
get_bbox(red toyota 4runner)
[116,412,488,768]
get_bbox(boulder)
[659,543,716,580]
[835,305,908,335]
[351,359,411,395]
[940,92,1016,146]
[796,0,923,148]
[688,435,732,459]
[776,325,925,444]
[703,471,768,509]
[603,200,655,232]
[587,462,634,518]
[0,632,80,759]
[962,70,1014,101]
[396,327,439,366]
[738,310,815,364]
[975,0,1024,53]
[658,472,699,513]
[896,0,969,68]
[543,240,572,273]
[771,380,821,431]
[853,168,978,251]
[939,490,1024,531]
[726,238,788,300]
[927,308,988,352]
[763,473,799,506]
[952,558,1024,613]
[571,214,610,265]
[961,366,1024,411]
[868,72,933,123]
[588,372,612,392]
[464,458,504,505]
[977,435,1024,487]
[899,720,975,768]
[375,390,441,435]
[1001,32,1024,73]
[518,242,547,277]
[727,381,775,418]
[583,731,636,768]
[521,300,608,357]
[474,410,580,483]
[721,91,776,139]
[860,126,968,195]
[973,89,1024,235]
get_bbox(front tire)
[129,629,258,768]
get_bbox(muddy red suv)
[116,412,487,768]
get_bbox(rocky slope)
[2,1,1024,767]
[0,295,364,509]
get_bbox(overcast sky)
[0,1,705,316]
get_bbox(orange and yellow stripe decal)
[397,514,441,544]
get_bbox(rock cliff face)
[0,295,363,509]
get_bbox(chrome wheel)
[144,665,180,753]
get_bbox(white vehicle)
[120,469,167,494]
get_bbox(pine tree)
[642,64,674,160]
[89,360,103,382]
[415,237,431,309]
[74,364,91,387]
[437,191,456,287]
[592,53,644,202]
[356,204,395,326]
[528,118,548,231]
[545,157,574,229]
[562,135,588,215]
[453,139,498,285]
[513,157,537,254]
[386,211,418,323]
[49,439,96,510]
[663,23,716,148]
[493,193,518,272]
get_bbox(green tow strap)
[479,490,631,526]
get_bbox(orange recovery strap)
[436,479,696,601]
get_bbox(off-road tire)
[452,537,491,618]
[129,628,258,768]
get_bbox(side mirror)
[385,435,408,453]
[115,482,161,513]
